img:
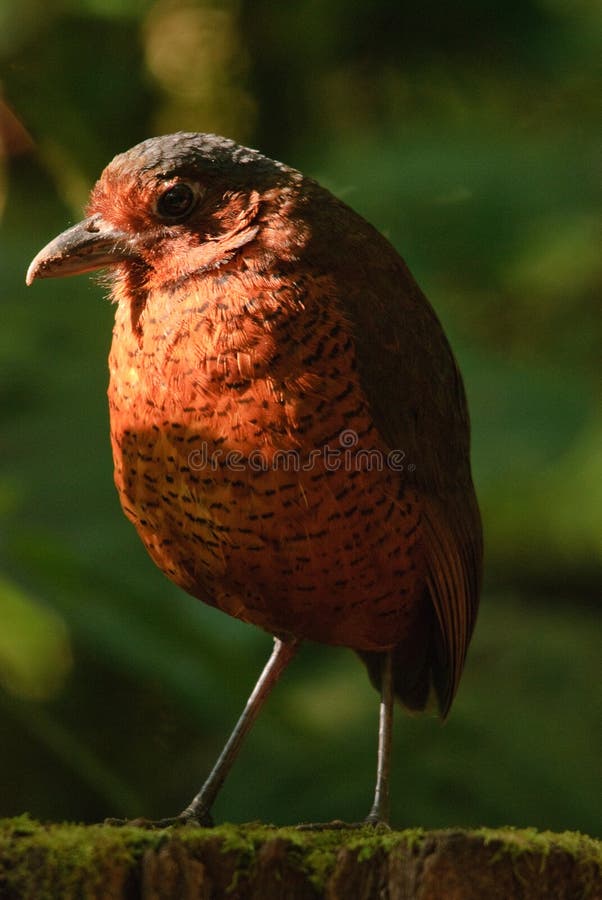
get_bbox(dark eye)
[155,182,198,220]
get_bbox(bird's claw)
[296,816,391,832]
[296,819,364,831]
[363,816,392,832]
[103,811,213,829]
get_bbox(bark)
[0,816,600,900]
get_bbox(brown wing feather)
[422,489,482,716]
[308,187,483,715]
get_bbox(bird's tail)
[357,594,443,715]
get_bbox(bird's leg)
[365,649,394,826]
[297,649,395,832]
[178,636,301,825]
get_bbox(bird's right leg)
[365,649,394,826]
[297,649,394,832]
[177,635,301,825]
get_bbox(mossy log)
[0,816,600,899]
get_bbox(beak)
[26,214,137,286]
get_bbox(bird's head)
[27,132,306,292]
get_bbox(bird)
[27,132,482,828]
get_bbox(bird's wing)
[311,195,482,714]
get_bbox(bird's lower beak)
[26,214,136,286]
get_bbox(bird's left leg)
[105,636,300,830]
[177,635,301,825]
[365,649,394,826]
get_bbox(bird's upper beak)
[26,214,137,286]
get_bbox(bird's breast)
[106,280,426,651]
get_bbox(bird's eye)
[155,182,198,221]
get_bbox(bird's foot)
[362,814,392,832]
[297,815,391,832]
[103,810,213,829]
[296,819,368,832]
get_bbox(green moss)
[294,830,352,890]
[215,823,344,892]
[475,826,602,897]
[1,818,600,899]
[211,823,431,890]
[0,815,165,899]
[475,825,602,864]
[352,826,428,862]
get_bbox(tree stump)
[0,816,600,899]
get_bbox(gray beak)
[26,214,137,285]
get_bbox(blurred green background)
[1,0,600,836]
